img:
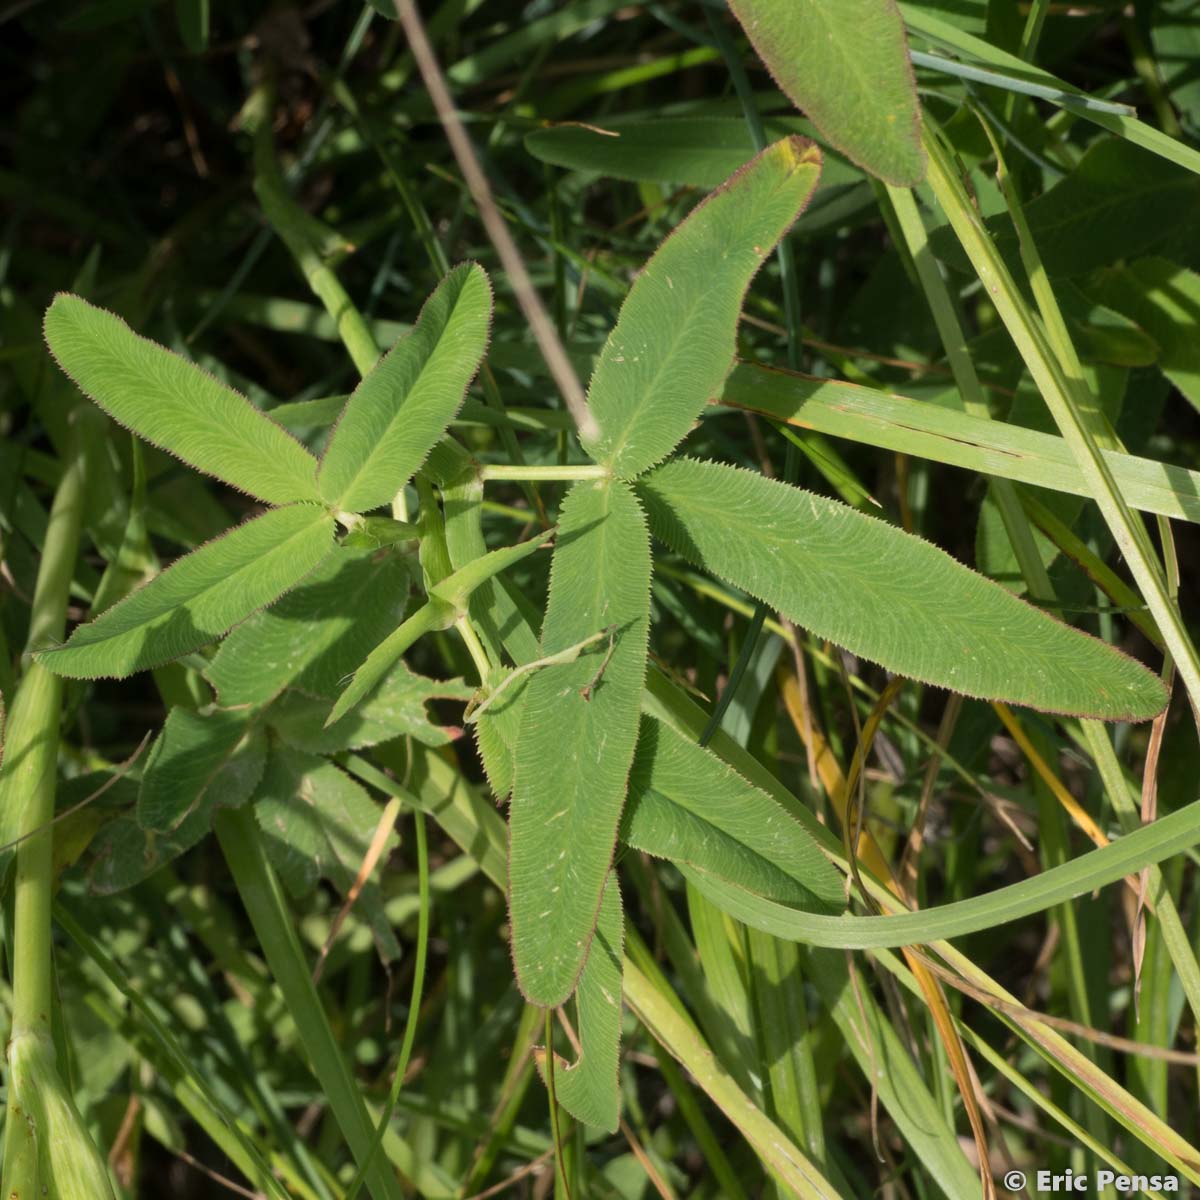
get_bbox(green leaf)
[719,363,1200,525]
[176,0,208,52]
[580,136,821,479]
[428,526,555,608]
[255,746,401,963]
[727,0,925,186]
[267,663,471,754]
[472,665,526,799]
[509,479,651,1005]
[138,707,266,834]
[38,504,336,679]
[1090,257,1200,414]
[525,116,861,191]
[681,792,1200,948]
[88,712,266,893]
[622,716,843,912]
[43,294,322,506]
[930,140,1200,278]
[325,600,456,730]
[638,458,1166,720]
[207,546,415,708]
[545,873,624,1132]
[327,529,553,727]
[318,264,492,513]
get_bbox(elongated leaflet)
[580,136,821,479]
[622,716,842,911]
[319,263,493,512]
[727,0,925,185]
[38,504,336,679]
[508,479,651,1005]
[639,458,1166,720]
[542,872,624,1131]
[44,294,322,506]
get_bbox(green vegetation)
[2,1,1199,1196]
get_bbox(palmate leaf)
[318,263,492,513]
[580,136,821,480]
[509,480,651,1006]
[542,873,624,1132]
[38,504,336,679]
[727,0,925,186]
[622,717,843,912]
[639,458,1166,720]
[43,294,322,506]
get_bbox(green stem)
[479,463,609,482]
[344,807,431,1200]
[214,807,406,1200]
[1,410,107,1199]
[545,1008,572,1200]
[244,83,379,375]
[7,411,89,1038]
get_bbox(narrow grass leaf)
[682,792,1200,947]
[719,364,1200,524]
[318,264,492,513]
[545,873,624,1132]
[509,479,651,1005]
[38,504,335,679]
[207,546,415,708]
[639,458,1166,720]
[727,0,925,185]
[622,716,843,911]
[255,745,401,963]
[580,136,821,479]
[44,294,322,506]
